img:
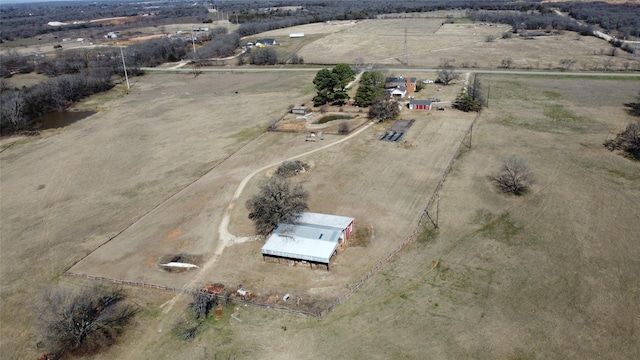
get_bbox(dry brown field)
[2,16,640,360]
[103,76,639,360]
[287,18,639,71]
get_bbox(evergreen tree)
[313,68,338,106]
[312,64,355,106]
[354,71,384,107]
[453,92,482,112]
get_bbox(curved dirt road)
[160,121,374,313]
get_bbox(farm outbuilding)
[289,32,305,38]
[409,99,433,110]
[291,105,310,115]
[261,212,354,270]
[256,38,277,46]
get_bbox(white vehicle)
[422,79,434,84]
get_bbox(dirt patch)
[390,119,416,132]
[166,228,183,239]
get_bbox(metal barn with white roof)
[261,212,354,270]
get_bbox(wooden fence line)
[62,128,268,275]
[64,271,321,317]
[319,112,481,315]
[64,112,481,319]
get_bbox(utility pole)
[192,28,196,53]
[487,66,492,108]
[635,28,639,59]
[404,27,409,66]
[120,46,130,90]
[435,192,440,229]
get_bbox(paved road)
[142,66,640,78]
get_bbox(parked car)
[422,79,434,84]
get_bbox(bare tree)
[190,290,216,320]
[439,58,456,68]
[368,93,400,122]
[489,157,535,195]
[559,58,576,71]
[0,90,27,132]
[623,92,640,117]
[38,285,137,357]
[501,57,513,69]
[338,121,350,134]
[604,120,640,160]
[275,160,308,177]
[436,68,460,85]
[246,176,309,235]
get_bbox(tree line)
[554,2,640,40]
[466,9,596,36]
[2,0,636,44]
[0,0,209,42]
[0,23,251,134]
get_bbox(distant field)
[291,18,638,70]
[3,16,638,72]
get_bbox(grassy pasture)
[2,16,640,360]
[0,71,316,359]
[97,75,640,360]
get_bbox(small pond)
[32,111,96,130]
[315,114,354,124]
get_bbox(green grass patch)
[476,212,520,245]
[604,167,640,181]
[542,90,561,99]
[268,33,325,59]
[73,83,128,110]
[498,104,599,134]
[417,224,439,244]
[544,104,581,122]
[472,209,494,225]
[300,83,317,96]
[228,125,264,142]
[456,145,470,159]
[1,38,44,48]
